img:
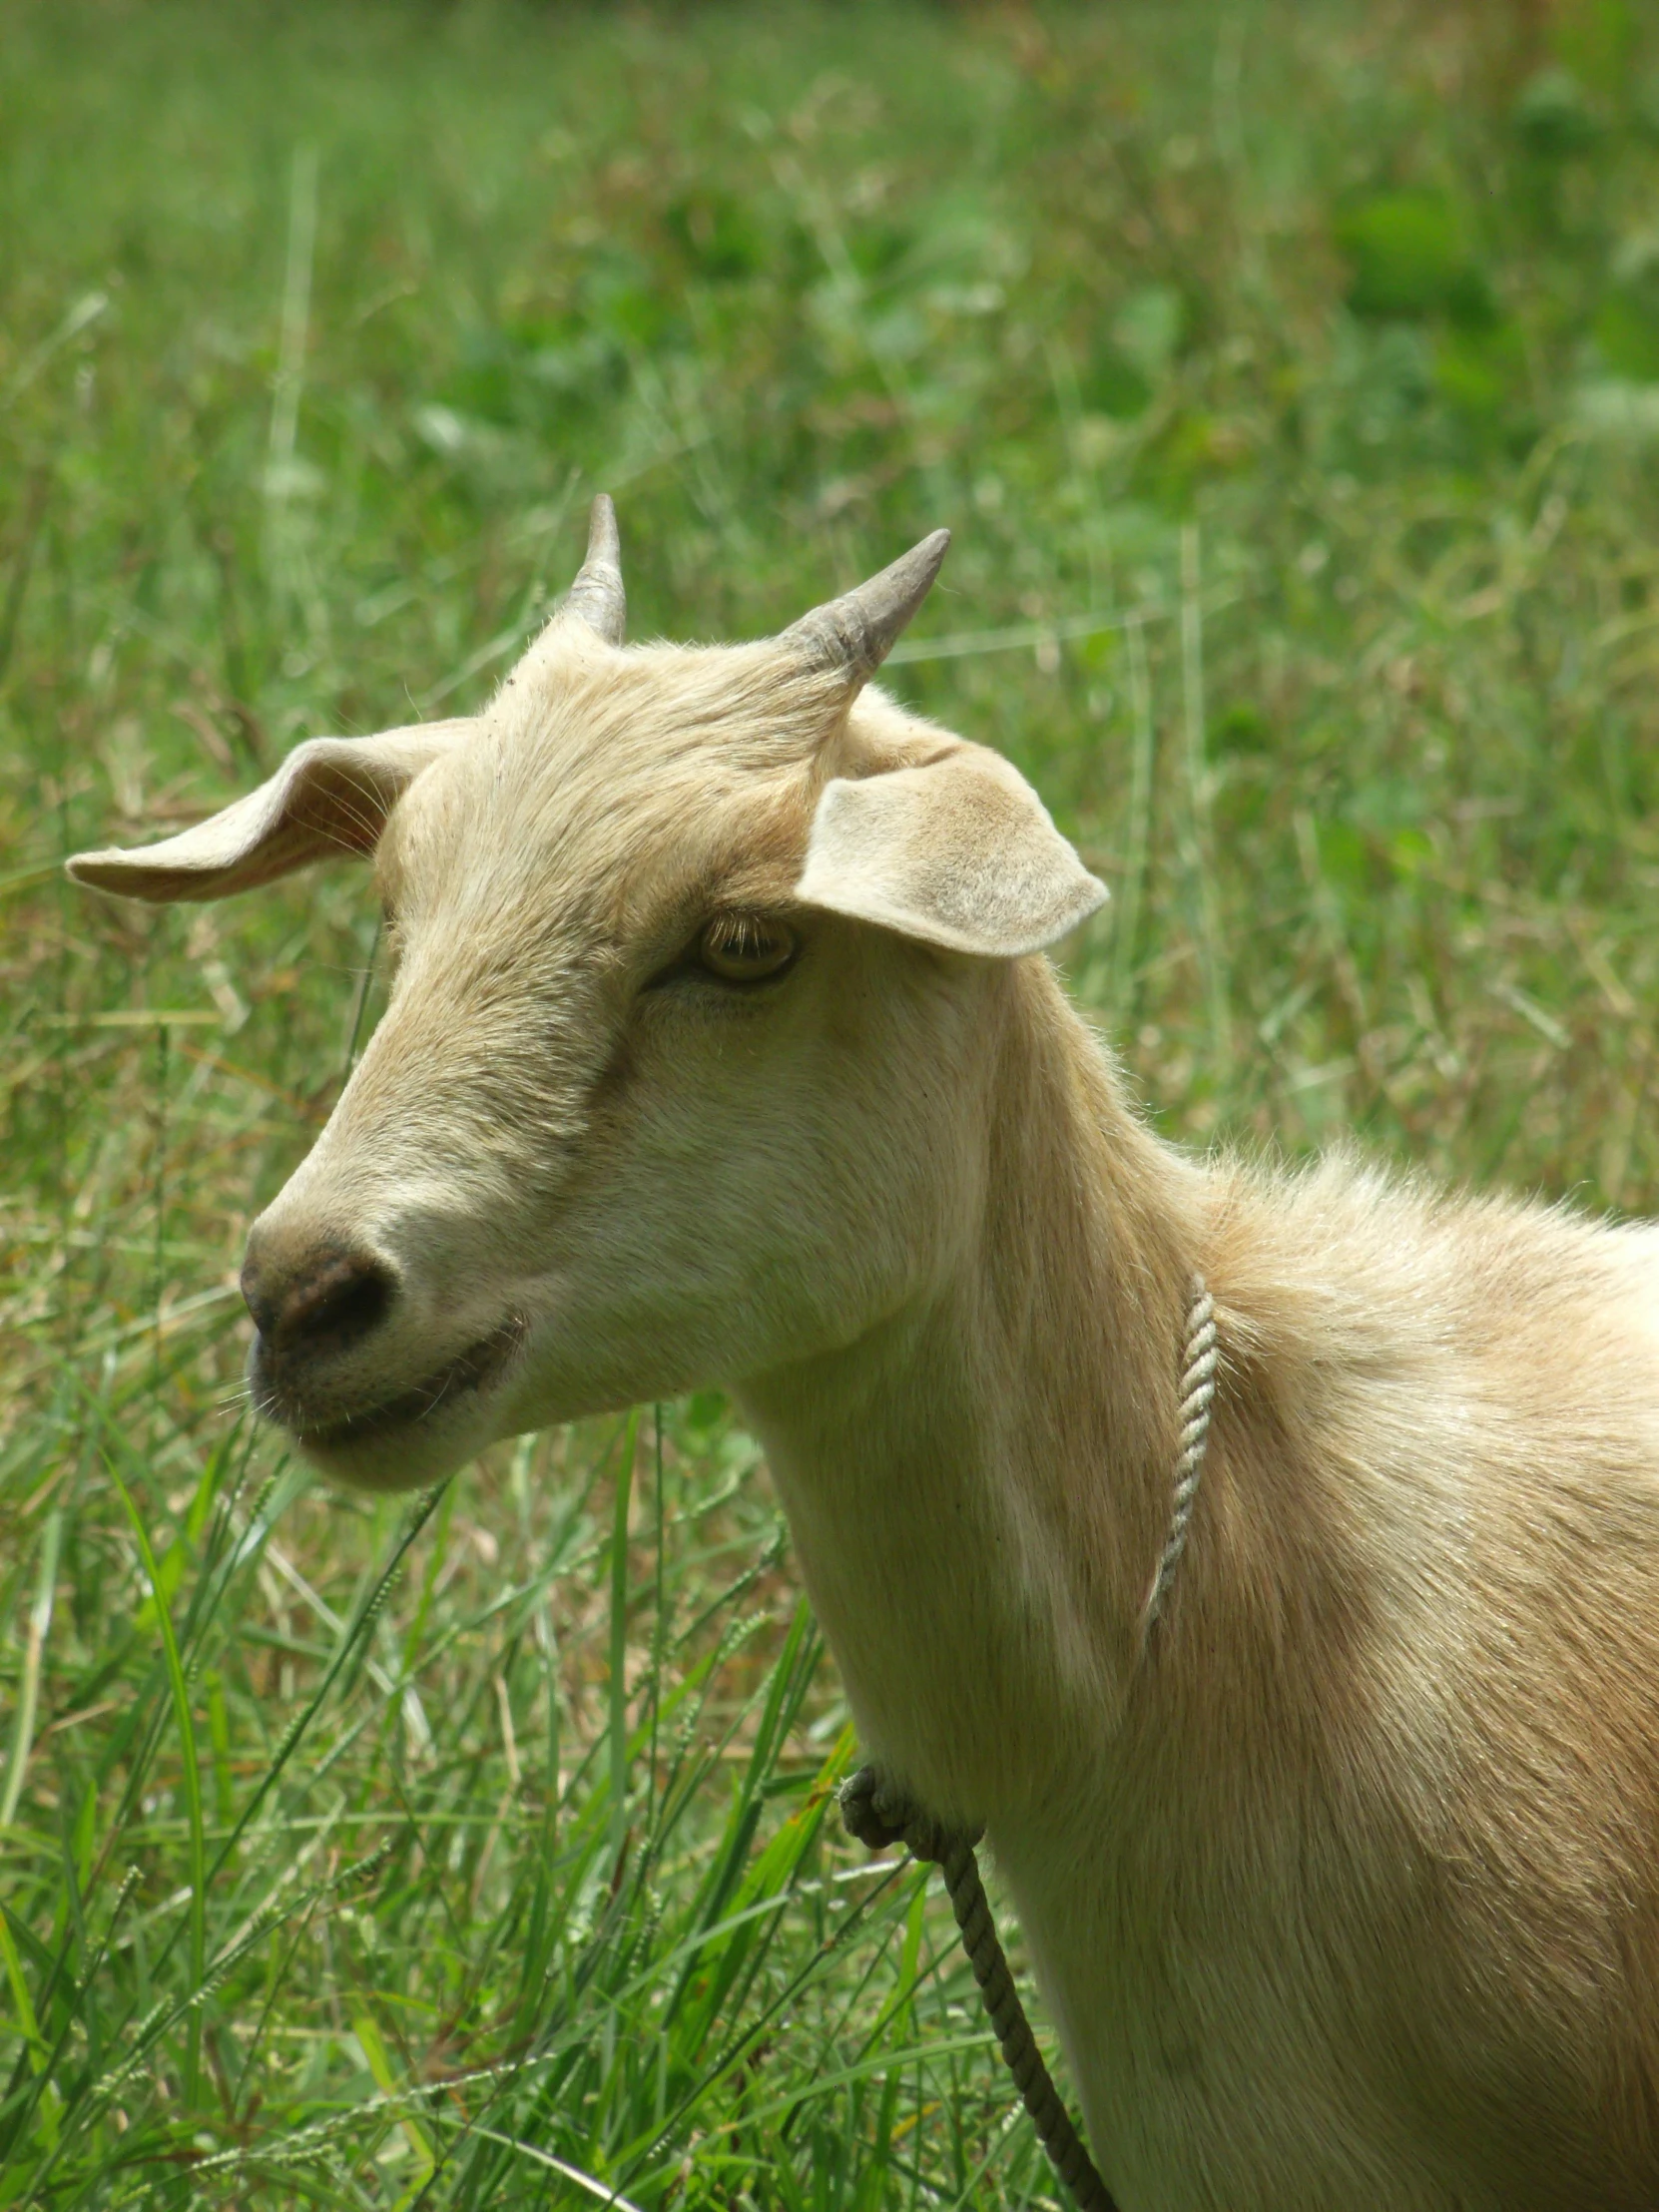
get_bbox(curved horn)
[563,494,626,644]
[782,528,950,684]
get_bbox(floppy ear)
[65,719,473,903]
[796,742,1108,957]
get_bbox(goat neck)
[736,953,1206,1831]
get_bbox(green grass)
[7,0,1659,2202]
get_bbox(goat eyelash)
[644,910,802,993]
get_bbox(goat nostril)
[292,1256,395,1348]
[245,1247,397,1355]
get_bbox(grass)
[6,0,1659,2202]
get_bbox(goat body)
[747,951,1659,2208]
[70,506,1659,2207]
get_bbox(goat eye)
[696,913,799,984]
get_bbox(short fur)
[70,529,1659,2208]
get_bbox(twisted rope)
[1142,1281,1219,1638]
[839,1276,1218,2212]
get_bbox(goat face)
[69,504,1105,1491]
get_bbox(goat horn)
[563,493,626,644]
[782,528,950,683]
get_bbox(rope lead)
[839,1276,1218,2212]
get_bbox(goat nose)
[241,1242,397,1354]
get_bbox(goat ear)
[796,743,1108,957]
[65,719,472,903]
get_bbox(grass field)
[6,0,1659,2203]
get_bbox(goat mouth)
[272,1318,526,1454]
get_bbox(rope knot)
[838,1766,981,1864]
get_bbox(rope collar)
[840,1274,1219,2212]
[1141,1280,1219,1640]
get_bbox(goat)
[71,500,1659,2209]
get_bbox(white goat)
[71,502,1659,2209]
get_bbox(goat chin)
[286,1406,494,1496]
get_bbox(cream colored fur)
[70,588,1659,2208]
